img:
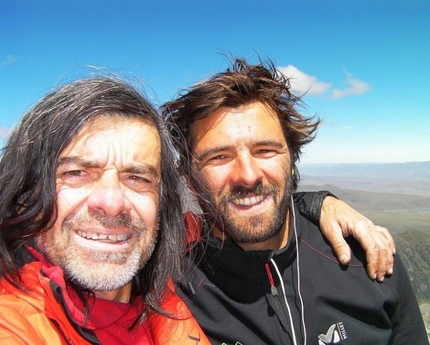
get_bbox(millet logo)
[318,322,347,344]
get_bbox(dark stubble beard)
[200,176,294,245]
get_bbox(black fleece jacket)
[177,197,427,345]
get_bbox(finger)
[375,226,395,276]
[338,218,380,280]
[346,218,382,280]
[366,228,391,282]
[376,225,396,256]
[325,222,352,265]
[364,240,381,281]
[343,217,394,281]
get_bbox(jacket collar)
[189,213,297,303]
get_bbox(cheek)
[195,168,228,194]
[130,193,160,228]
[263,158,291,180]
[56,188,89,223]
[37,217,63,251]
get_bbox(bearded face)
[37,115,161,297]
[190,102,293,249]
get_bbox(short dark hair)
[0,77,185,320]
[163,57,321,190]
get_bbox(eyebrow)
[195,140,286,162]
[195,145,234,162]
[57,157,98,169]
[126,166,160,180]
[57,157,160,179]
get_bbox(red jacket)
[0,260,209,344]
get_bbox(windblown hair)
[162,57,321,190]
[0,77,185,320]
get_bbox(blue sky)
[1,0,429,164]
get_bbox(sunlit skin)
[190,102,293,251]
[36,115,161,303]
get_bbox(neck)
[94,282,132,303]
[212,214,291,251]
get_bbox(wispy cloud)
[277,65,370,100]
[332,71,371,99]
[278,65,332,96]
[0,127,11,140]
[0,54,18,67]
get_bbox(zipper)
[264,263,297,345]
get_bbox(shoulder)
[0,262,94,345]
[150,283,211,345]
[0,291,64,344]
[294,209,367,267]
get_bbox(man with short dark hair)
[164,58,427,344]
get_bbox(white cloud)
[332,71,370,99]
[277,65,371,100]
[0,127,11,140]
[0,54,18,67]
[277,65,332,96]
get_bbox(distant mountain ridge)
[297,183,430,234]
[298,161,430,197]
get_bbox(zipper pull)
[265,263,278,296]
[271,285,278,296]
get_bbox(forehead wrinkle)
[57,156,160,179]
[57,156,99,169]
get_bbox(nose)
[230,152,264,187]
[86,172,131,217]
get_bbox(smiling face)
[190,102,293,251]
[36,114,161,301]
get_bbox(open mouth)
[232,194,265,206]
[77,230,131,243]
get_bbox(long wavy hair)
[0,77,185,321]
[162,57,321,191]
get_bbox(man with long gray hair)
[0,77,210,344]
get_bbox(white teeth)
[77,230,130,242]
[108,234,129,241]
[233,195,264,206]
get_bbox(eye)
[63,170,86,177]
[58,169,93,186]
[255,148,279,157]
[128,174,151,184]
[257,149,274,154]
[209,154,227,161]
[123,174,157,192]
[202,154,233,167]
